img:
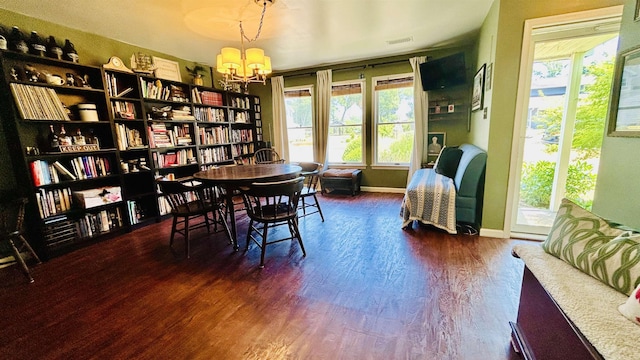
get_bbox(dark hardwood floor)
[0,192,531,360]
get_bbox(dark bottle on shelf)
[8,26,28,53]
[48,124,59,150]
[59,124,72,146]
[46,35,63,59]
[62,39,78,63]
[28,31,46,56]
[73,128,86,145]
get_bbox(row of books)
[170,106,195,120]
[105,72,134,98]
[10,83,70,121]
[30,156,112,186]
[115,123,146,150]
[140,78,189,102]
[231,129,253,143]
[229,96,251,109]
[199,126,229,145]
[231,143,255,157]
[199,147,231,164]
[126,200,146,225]
[111,100,138,119]
[36,187,72,219]
[77,207,123,238]
[147,123,193,148]
[152,148,196,168]
[229,109,250,123]
[194,107,226,122]
[192,88,224,106]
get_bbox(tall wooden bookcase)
[0,50,263,258]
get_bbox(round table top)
[193,163,302,185]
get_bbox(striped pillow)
[541,198,624,273]
[588,232,640,296]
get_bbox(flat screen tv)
[419,53,467,91]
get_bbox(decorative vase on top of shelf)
[186,63,206,86]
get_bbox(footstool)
[320,169,362,196]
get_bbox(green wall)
[479,0,624,231]
[592,0,640,230]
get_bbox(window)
[372,74,415,166]
[284,86,314,162]
[328,81,365,164]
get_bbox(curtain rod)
[277,58,411,79]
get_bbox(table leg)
[224,187,239,251]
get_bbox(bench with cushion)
[320,169,362,196]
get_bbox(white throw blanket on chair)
[400,169,457,234]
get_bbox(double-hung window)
[372,74,415,166]
[284,86,314,163]
[328,80,365,165]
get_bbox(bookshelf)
[0,50,127,256]
[0,50,264,258]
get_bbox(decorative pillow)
[434,146,462,179]
[588,232,640,296]
[619,283,640,325]
[541,198,625,273]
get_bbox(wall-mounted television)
[419,53,467,91]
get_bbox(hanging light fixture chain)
[240,0,268,43]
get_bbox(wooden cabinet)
[0,50,263,258]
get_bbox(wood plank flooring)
[0,192,531,360]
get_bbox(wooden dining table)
[193,163,302,250]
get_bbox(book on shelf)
[116,87,134,98]
[53,161,77,181]
[10,83,70,120]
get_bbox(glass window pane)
[285,87,314,162]
[328,125,362,163]
[376,123,414,163]
[374,74,414,165]
[287,128,313,162]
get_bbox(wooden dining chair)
[297,162,325,222]
[156,177,231,258]
[240,176,305,268]
[253,148,285,164]
[0,197,41,283]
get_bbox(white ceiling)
[1,0,494,72]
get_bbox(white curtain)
[316,69,332,168]
[407,56,428,185]
[271,76,289,159]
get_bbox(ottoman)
[320,169,362,196]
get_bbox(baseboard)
[480,228,507,238]
[360,186,406,194]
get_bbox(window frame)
[283,84,315,163]
[371,72,415,169]
[327,79,366,167]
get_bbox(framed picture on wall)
[472,64,486,111]
[427,132,446,155]
[608,45,640,137]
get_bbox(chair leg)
[183,217,190,259]
[8,237,34,283]
[313,194,325,222]
[290,218,306,257]
[245,219,254,252]
[18,234,41,264]
[217,207,233,245]
[301,197,307,216]
[170,215,178,248]
[259,224,269,268]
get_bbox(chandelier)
[217,0,274,91]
